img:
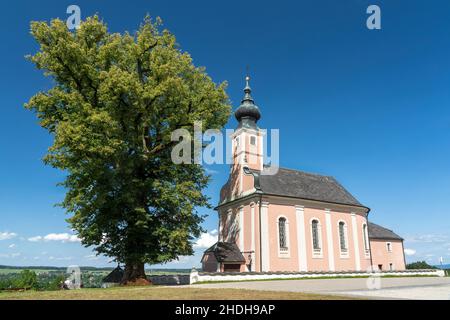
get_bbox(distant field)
[0,285,354,300]
[0,268,62,275]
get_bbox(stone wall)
[149,274,190,285]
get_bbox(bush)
[13,270,39,290]
[406,261,436,270]
[0,278,13,290]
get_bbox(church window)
[250,135,256,146]
[339,221,348,253]
[278,217,288,251]
[312,219,321,251]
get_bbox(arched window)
[312,220,320,251]
[339,221,347,252]
[278,217,287,251]
[362,224,369,253]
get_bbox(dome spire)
[234,73,261,129]
[242,75,254,103]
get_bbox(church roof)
[254,167,367,209]
[368,222,403,240]
[203,242,246,263]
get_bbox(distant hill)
[0,265,191,274]
[0,265,113,272]
[434,264,450,269]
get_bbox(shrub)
[406,261,436,270]
[13,270,38,290]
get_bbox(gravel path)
[193,277,450,300]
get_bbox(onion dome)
[234,75,261,129]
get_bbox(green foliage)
[12,270,38,290]
[25,15,231,268]
[406,261,436,270]
[0,270,109,290]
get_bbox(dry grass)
[0,285,355,300]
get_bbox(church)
[201,76,406,273]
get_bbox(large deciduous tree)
[25,16,231,283]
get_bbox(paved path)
[193,277,450,300]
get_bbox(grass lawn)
[0,285,355,300]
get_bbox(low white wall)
[189,269,445,284]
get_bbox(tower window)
[250,136,256,146]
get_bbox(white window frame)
[386,242,392,253]
[310,218,323,258]
[277,215,290,258]
[250,135,257,146]
[337,220,349,258]
[362,223,370,257]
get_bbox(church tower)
[228,76,264,199]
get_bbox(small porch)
[201,242,246,272]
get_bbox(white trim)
[351,213,361,271]
[225,209,232,242]
[239,206,244,251]
[218,211,223,242]
[362,223,370,258]
[259,133,264,171]
[276,215,290,258]
[309,217,323,258]
[190,269,446,284]
[296,205,308,271]
[325,209,335,271]
[261,201,270,271]
[250,203,256,272]
[337,220,350,258]
[239,166,243,194]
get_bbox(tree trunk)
[121,261,150,285]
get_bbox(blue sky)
[1,0,450,268]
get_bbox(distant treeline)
[406,261,450,270]
[0,265,113,272]
[0,265,191,274]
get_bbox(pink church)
[202,77,406,273]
